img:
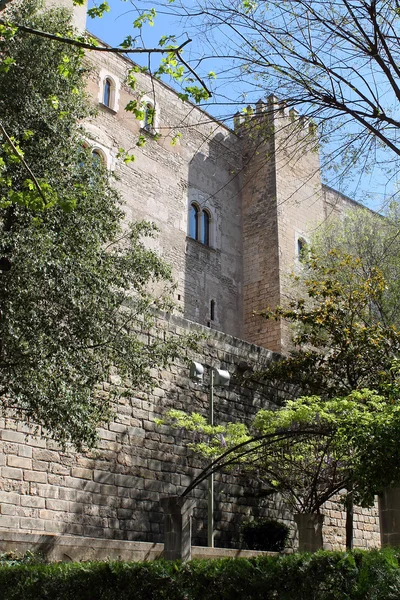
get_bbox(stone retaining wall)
[0,531,274,562]
[0,314,381,551]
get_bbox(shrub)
[241,519,290,551]
[0,550,400,599]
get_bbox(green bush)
[0,550,400,600]
[241,519,290,551]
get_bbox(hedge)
[1,549,400,600]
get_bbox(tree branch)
[181,428,329,497]
[176,50,212,98]
[0,18,192,55]
[0,122,46,204]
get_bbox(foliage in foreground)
[160,247,400,511]
[161,389,400,510]
[262,250,400,401]
[0,1,188,449]
[2,550,400,599]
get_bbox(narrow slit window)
[144,102,155,132]
[297,237,308,262]
[103,78,112,107]
[202,210,210,245]
[210,299,215,321]
[189,204,199,240]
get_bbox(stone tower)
[238,96,324,353]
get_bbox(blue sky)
[86,0,253,118]
[86,0,396,210]
[88,0,155,47]
[87,0,196,71]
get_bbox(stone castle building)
[0,0,381,557]
[82,18,359,355]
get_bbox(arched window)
[143,102,155,132]
[103,78,112,107]
[202,210,211,246]
[92,149,105,166]
[297,237,308,262]
[189,204,199,240]
[188,203,214,246]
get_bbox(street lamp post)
[189,361,230,548]
[208,368,215,548]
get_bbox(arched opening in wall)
[143,102,155,133]
[202,209,211,246]
[92,148,107,168]
[102,77,115,109]
[189,203,199,240]
[297,236,308,262]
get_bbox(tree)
[311,206,400,329]
[139,0,400,197]
[161,389,400,512]
[258,242,400,546]
[159,249,400,547]
[160,398,350,515]
[0,0,188,449]
[260,250,400,401]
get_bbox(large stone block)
[379,488,400,547]
[294,513,324,552]
[161,496,195,561]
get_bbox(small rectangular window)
[210,299,215,321]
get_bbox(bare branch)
[0,18,192,55]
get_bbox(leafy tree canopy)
[161,389,400,511]
[311,206,400,329]
[0,0,188,449]
[259,249,400,400]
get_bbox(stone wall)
[238,98,325,353]
[84,49,244,340]
[0,315,275,547]
[0,315,380,551]
[322,185,368,217]
[322,499,380,551]
[0,531,275,562]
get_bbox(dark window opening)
[144,102,155,132]
[202,210,210,246]
[92,149,103,164]
[91,150,106,172]
[210,299,215,321]
[189,204,199,240]
[103,78,112,107]
[297,237,308,262]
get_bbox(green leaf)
[87,2,110,19]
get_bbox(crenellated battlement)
[234,94,317,139]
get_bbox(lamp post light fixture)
[189,361,230,548]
